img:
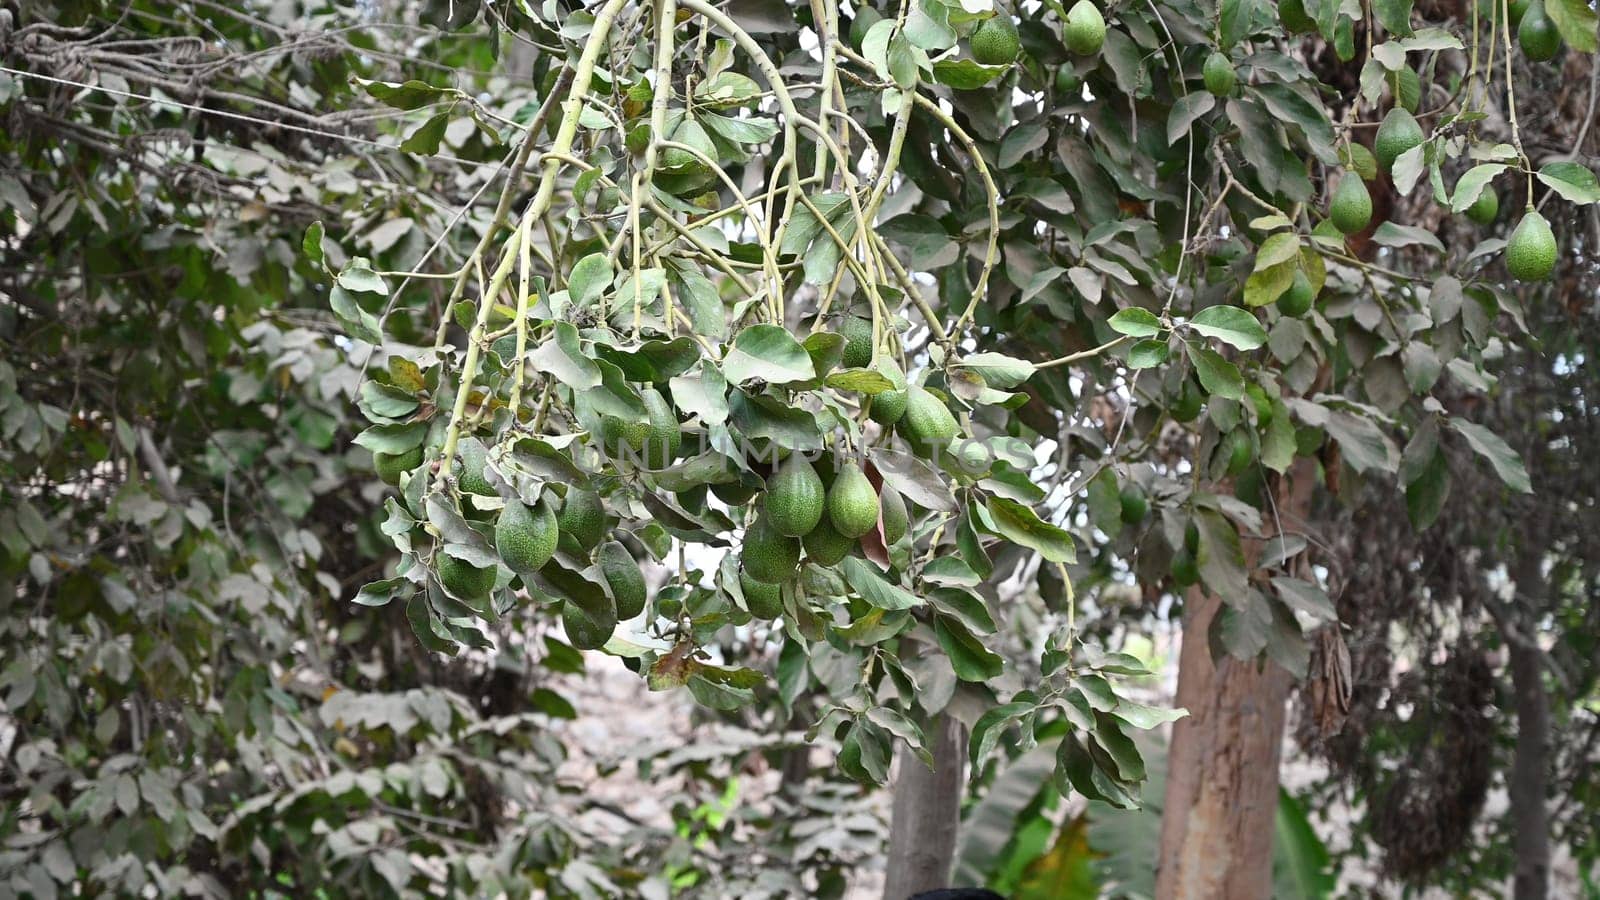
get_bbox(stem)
[436,0,631,483]
[1500,0,1534,200]
[1036,335,1130,369]
[506,214,534,416]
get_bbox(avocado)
[1506,209,1557,281]
[828,464,881,539]
[439,554,496,601]
[557,487,605,552]
[374,446,423,485]
[765,454,826,537]
[742,514,802,584]
[495,498,559,574]
[740,571,784,619]
[803,516,856,566]
[598,540,647,620]
[900,386,959,455]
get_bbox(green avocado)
[1506,209,1557,281]
[557,487,605,553]
[1278,270,1316,317]
[439,554,496,601]
[879,483,910,545]
[900,386,959,455]
[598,540,647,620]
[1373,107,1424,173]
[457,438,495,496]
[374,446,423,486]
[971,14,1022,65]
[803,516,856,566]
[1329,173,1373,235]
[639,387,682,469]
[495,498,559,574]
[1064,0,1106,55]
[827,465,881,539]
[742,514,802,584]
[740,571,784,619]
[839,315,874,369]
[765,454,826,537]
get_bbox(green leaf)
[1167,92,1216,146]
[567,252,614,307]
[1190,306,1268,351]
[934,615,1004,681]
[353,577,407,607]
[1452,420,1533,493]
[1187,345,1245,400]
[1324,410,1399,473]
[1374,0,1414,34]
[1220,0,1255,48]
[1405,443,1451,529]
[1545,0,1600,52]
[840,558,922,610]
[1127,339,1170,369]
[1108,307,1162,337]
[959,352,1036,389]
[353,423,427,454]
[1370,222,1445,254]
[931,59,1010,89]
[826,369,896,393]
[302,221,327,272]
[1270,576,1336,622]
[1194,508,1247,599]
[1274,790,1338,899]
[360,78,454,109]
[1537,162,1600,205]
[722,324,818,385]
[985,497,1076,563]
[530,322,602,391]
[1450,163,1508,213]
[1244,262,1296,308]
[1253,232,1301,271]
[400,113,450,155]
[1109,700,1188,730]
[694,71,762,107]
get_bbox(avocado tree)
[325,0,1596,893]
[4,0,1597,894]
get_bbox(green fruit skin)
[803,516,856,566]
[1171,546,1199,587]
[601,415,649,458]
[839,315,874,369]
[1519,4,1560,61]
[1119,485,1148,525]
[1222,429,1252,477]
[868,388,908,425]
[561,596,616,651]
[971,15,1021,65]
[740,572,784,619]
[1280,0,1318,33]
[765,455,826,536]
[879,484,910,545]
[1056,66,1082,96]
[1374,108,1424,173]
[1466,188,1500,226]
[1064,0,1106,55]
[1506,211,1558,281]
[495,499,559,574]
[457,438,494,496]
[374,446,423,485]
[743,515,801,584]
[1508,0,1532,26]
[1278,270,1316,317]
[1202,52,1236,97]
[900,386,960,455]
[439,554,496,601]
[598,541,647,620]
[557,488,606,552]
[1329,174,1373,235]
[828,466,882,539]
[640,388,682,469]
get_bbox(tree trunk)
[1155,460,1316,900]
[882,713,966,900]
[1507,551,1551,900]
[1154,588,1293,900]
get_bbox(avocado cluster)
[740,452,900,592]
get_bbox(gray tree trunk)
[881,714,966,900]
[1508,551,1552,900]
